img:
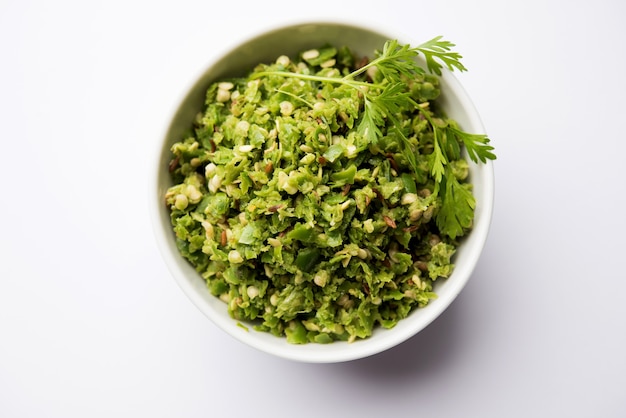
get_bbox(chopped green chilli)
[166,37,495,343]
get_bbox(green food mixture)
[165,38,495,343]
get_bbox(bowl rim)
[150,19,495,363]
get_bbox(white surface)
[1,0,625,416]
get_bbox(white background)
[2,0,625,416]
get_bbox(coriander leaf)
[374,40,423,80]
[436,168,476,239]
[430,129,447,183]
[416,36,467,75]
[373,81,414,114]
[349,40,423,81]
[388,121,420,176]
[432,122,462,162]
[447,126,496,163]
[357,97,384,145]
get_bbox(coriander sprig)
[436,167,476,239]
[250,37,495,238]
[417,108,494,238]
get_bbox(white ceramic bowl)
[151,21,494,363]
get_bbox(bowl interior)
[153,22,494,363]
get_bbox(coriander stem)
[343,56,382,80]
[250,71,376,89]
[274,89,314,109]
